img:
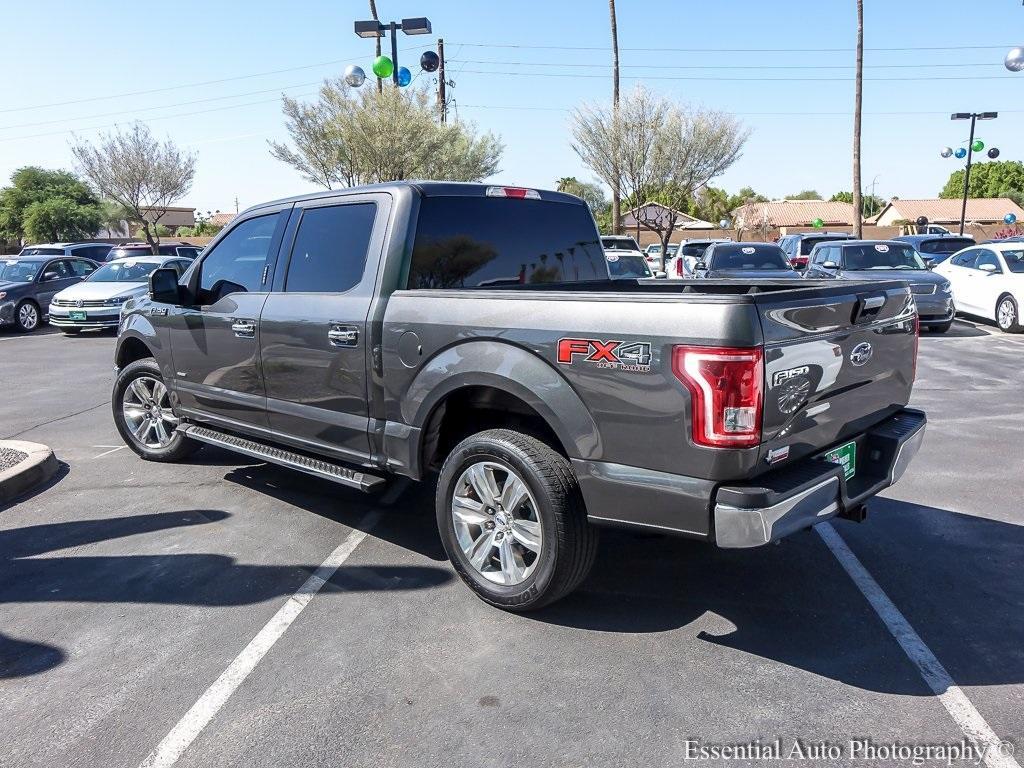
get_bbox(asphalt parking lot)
[2,319,1022,768]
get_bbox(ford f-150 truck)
[112,182,926,611]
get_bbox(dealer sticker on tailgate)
[824,440,857,480]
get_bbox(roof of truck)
[244,181,584,215]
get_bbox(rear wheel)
[14,300,39,332]
[996,295,1023,333]
[436,429,597,611]
[112,358,200,461]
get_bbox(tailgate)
[754,280,917,469]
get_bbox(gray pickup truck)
[112,182,926,611]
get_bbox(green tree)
[726,186,768,213]
[939,160,1024,207]
[786,189,822,200]
[556,177,608,214]
[830,190,883,217]
[0,166,102,243]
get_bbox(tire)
[436,429,598,612]
[929,321,953,334]
[112,358,200,461]
[996,295,1024,333]
[14,300,40,332]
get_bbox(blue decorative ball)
[397,67,412,87]
[1005,213,1017,225]
[954,147,967,159]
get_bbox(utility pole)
[852,0,864,238]
[609,0,621,236]
[369,0,383,94]
[438,37,447,124]
[234,195,239,214]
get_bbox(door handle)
[328,325,359,347]
[231,319,256,338]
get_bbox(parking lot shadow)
[528,499,1024,696]
[0,509,452,677]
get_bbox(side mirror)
[653,270,667,279]
[694,261,707,271]
[148,267,182,304]
[978,262,998,273]
[42,271,60,281]
[925,261,936,270]
[822,261,840,269]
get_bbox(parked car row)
[0,243,200,333]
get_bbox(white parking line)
[91,445,127,459]
[137,511,380,768]
[817,522,1019,768]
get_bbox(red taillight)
[486,186,541,200]
[672,345,764,448]
[676,257,684,276]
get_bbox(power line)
[454,68,1023,82]
[460,104,1024,117]
[448,58,1005,70]
[447,41,1018,52]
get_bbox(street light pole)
[388,21,400,86]
[354,16,432,88]
[951,111,998,236]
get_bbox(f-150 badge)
[557,338,652,372]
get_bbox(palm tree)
[609,0,621,235]
[852,0,864,237]
[369,0,383,94]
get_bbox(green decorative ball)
[812,218,824,228]
[372,55,394,79]
[972,139,985,152]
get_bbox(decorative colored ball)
[420,50,440,73]
[397,67,412,87]
[916,216,929,227]
[1005,46,1024,72]
[971,139,985,153]
[1005,213,1017,225]
[988,147,1000,159]
[343,64,366,88]
[954,147,967,159]
[812,218,824,228]
[940,147,953,158]
[718,219,730,229]
[372,55,394,79]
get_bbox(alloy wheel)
[451,460,542,586]
[122,376,179,448]
[998,298,1016,330]
[18,303,38,330]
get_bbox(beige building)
[869,197,1024,227]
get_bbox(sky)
[1,0,1022,215]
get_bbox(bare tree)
[270,82,502,186]
[609,0,621,235]
[852,0,864,237]
[71,122,195,254]
[369,0,384,95]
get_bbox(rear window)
[800,236,850,255]
[919,238,973,254]
[606,253,652,278]
[108,247,152,260]
[407,196,605,289]
[601,236,640,251]
[681,243,712,257]
[842,243,925,270]
[710,244,791,270]
[19,247,63,256]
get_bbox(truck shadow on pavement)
[0,507,452,678]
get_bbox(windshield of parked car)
[87,260,162,283]
[843,243,925,270]
[601,237,640,251]
[1002,249,1024,273]
[709,244,791,270]
[606,253,653,278]
[800,236,849,255]
[918,238,973,254]
[0,260,41,282]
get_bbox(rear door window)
[408,196,605,288]
[284,203,376,293]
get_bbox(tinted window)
[681,243,711,258]
[710,244,791,270]
[842,243,925,270]
[69,259,96,277]
[606,253,652,278]
[975,250,1002,272]
[285,203,376,293]
[408,197,604,288]
[198,214,279,300]
[951,249,979,268]
[920,238,973,254]
[0,259,42,282]
[1001,249,1024,273]
[800,236,848,255]
[176,247,200,260]
[601,236,640,251]
[84,245,112,260]
[42,260,73,280]
[20,247,64,256]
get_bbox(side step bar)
[178,424,387,492]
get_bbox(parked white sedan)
[934,242,1024,333]
[48,255,192,334]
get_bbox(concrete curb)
[0,440,59,505]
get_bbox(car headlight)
[0,291,6,301]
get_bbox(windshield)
[87,259,162,283]
[800,236,849,255]
[606,253,652,278]
[1003,249,1024,273]
[843,243,925,270]
[18,247,63,256]
[919,238,973,254]
[0,260,41,282]
[601,237,640,251]
[710,244,791,271]
[646,244,662,254]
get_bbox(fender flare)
[403,340,602,462]
[114,315,168,376]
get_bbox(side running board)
[178,424,387,492]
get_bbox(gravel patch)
[0,446,28,471]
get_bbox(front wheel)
[436,429,598,612]
[112,358,200,461]
[14,300,40,332]
[996,296,1024,333]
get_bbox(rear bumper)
[713,408,926,548]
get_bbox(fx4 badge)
[557,338,653,372]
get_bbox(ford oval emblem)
[849,341,873,366]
